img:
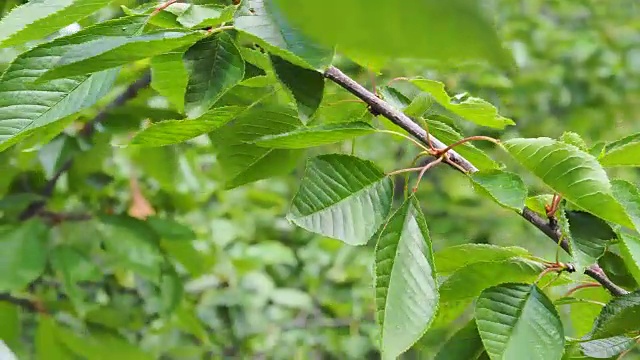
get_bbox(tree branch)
[0,293,45,313]
[324,66,628,296]
[19,72,152,221]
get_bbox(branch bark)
[324,66,628,296]
[19,72,152,221]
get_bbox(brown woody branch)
[324,66,628,296]
[19,72,152,221]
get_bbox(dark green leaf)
[252,121,375,149]
[274,0,513,69]
[40,30,205,81]
[469,169,527,211]
[234,0,334,69]
[0,220,48,292]
[184,33,245,119]
[580,336,635,358]
[130,106,243,147]
[591,290,640,339]
[211,106,304,188]
[0,0,113,47]
[559,210,616,273]
[599,251,639,290]
[375,196,438,360]
[503,137,633,228]
[97,215,163,282]
[475,283,564,360]
[147,216,196,241]
[434,244,529,275]
[619,232,640,285]
[434,321,484,360]
[270,55,324,122]
[425,119,498,170]
[288,154,393,245]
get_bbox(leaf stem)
[564,283,601,296]
[434,135,499,156]
[151,0,178,16]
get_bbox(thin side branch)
[0,293,45,313]
[19,73,152,221]
[324,66,628,296]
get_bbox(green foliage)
[2,1,640,359]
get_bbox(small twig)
[564,283,601,297]
[323,66,628,296]
[151,0,178,16]
[412,156,444,192]
[433,135,499,157]
[0,293,46,313]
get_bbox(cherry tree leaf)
[475,283,564,360]
[270,55,324,122]
[502,137,633,229]
[469,169,527,211]
[252,122,375,149]
[591,290,640,339]
[288,154,393,245]
[599,133,640,167]
[434,244,529,275]
[375,196,438,360]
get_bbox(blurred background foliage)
[1,0,640,358]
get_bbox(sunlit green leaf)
[184,33,245,119]
[40,30,205,81]
[502,137,633,228]
[176,4,235,28]
[252,121,375,149]
[434,244,529,275]
[274,0,513,69]
[234,0,333,69]
[288,154,393,245]
[469,169,527,211]
[0,0,112,47]
[411,79,514,129]
[475,283,564,360]
[130,106,243,147]
[375,196,438,360]
[151,50,189,113]
[0,16,149,152]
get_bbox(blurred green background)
[1,0,640,358]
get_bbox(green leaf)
[434,321,485,360]
[580,336,635,359]
[525,194,554,216]
[274,0,513,69]
[50,245,101,314]
[612,179,640,232]
[0,220,49,292]
[434,244,529,275]
[591,290,640,339]
[559,210,616,273]
[439,259,545,302]
[411,79,514,129]
[598,251,638,290]
[147,216,196,241]
[469,170,527,211]
[176,4,235,28]
[97,215,163,282]
[252,121,375,149]
[211,106,304,188]
[568,287,612,338]
[375,196,438,360]
[40,30,205,81]
[288,154,393,245]
[599,133,640,167]
[183,33,245,119]
[36,316,74,360]
[38,135,79,178]
[619,232,640,285]
[158,267,183,316]
[270,55,324,122]
[476,283,564,360]
[560,131,588,151]
[234,0,334,69]
[130,106,243,147]
[0,303,19,350]
[151,50,189,113]
[502,137,633,228]
[0,0,112,47]
[0,16,149,152]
